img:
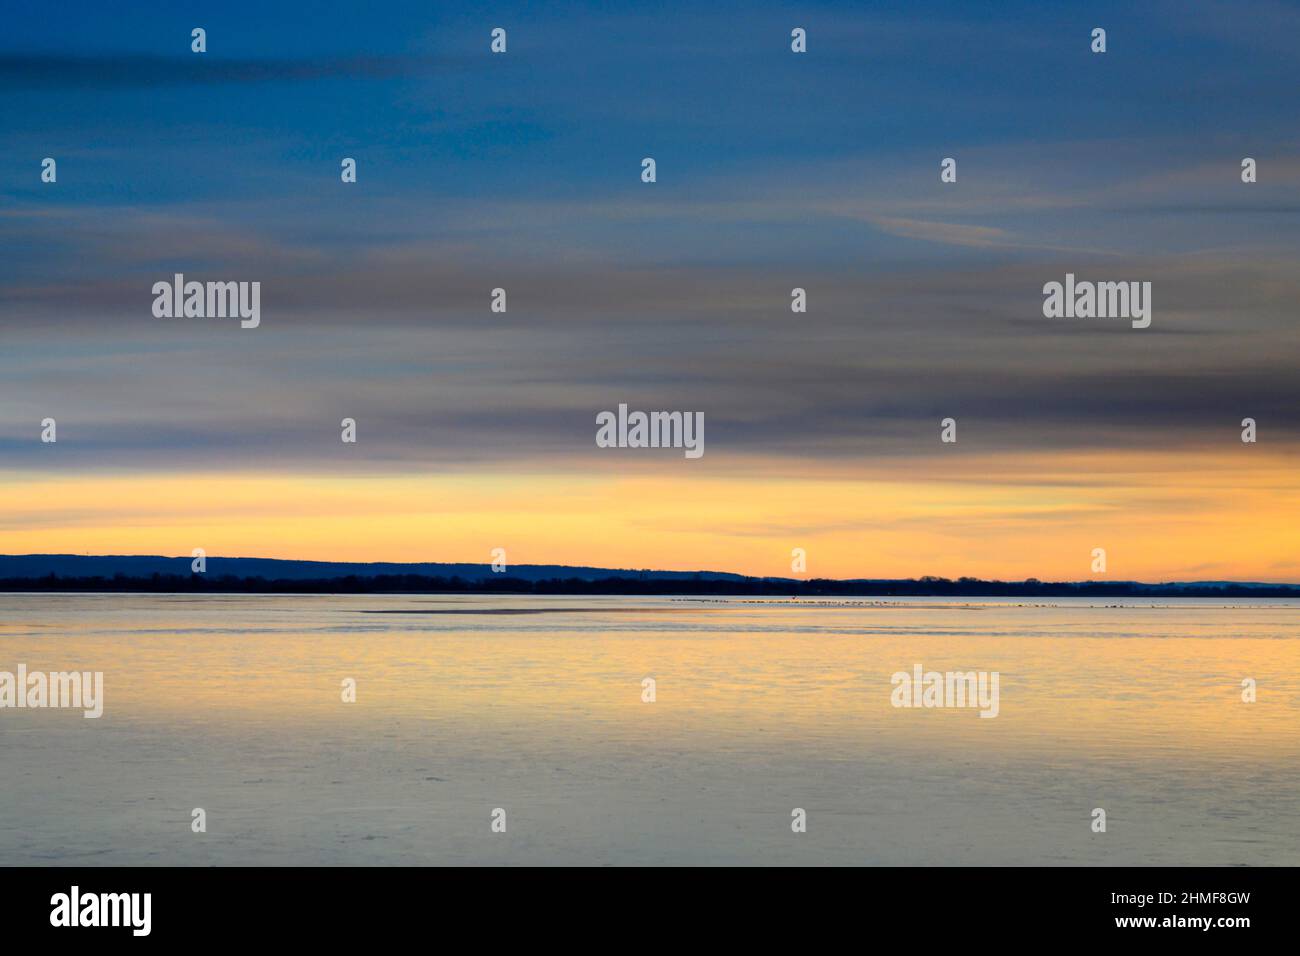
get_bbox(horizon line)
[2,553,1298,589]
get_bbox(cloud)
[867,217,1013,248]
[2,249,1296,474]
[0,53,473,90]
[1,6,1297,479]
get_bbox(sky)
[1,0,1298,581]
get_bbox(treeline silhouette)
[1,573,1297,598]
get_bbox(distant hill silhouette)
[1,554,1297,597]
[0,554,748,583]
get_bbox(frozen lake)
[2,593,1297,865]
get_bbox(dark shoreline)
[2,574,1298,598]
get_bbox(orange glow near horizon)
[3,448,1298,582]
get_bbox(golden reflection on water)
[3,594,1297,762]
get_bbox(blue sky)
[6,1,1297,207]
[1,0,1298,470]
